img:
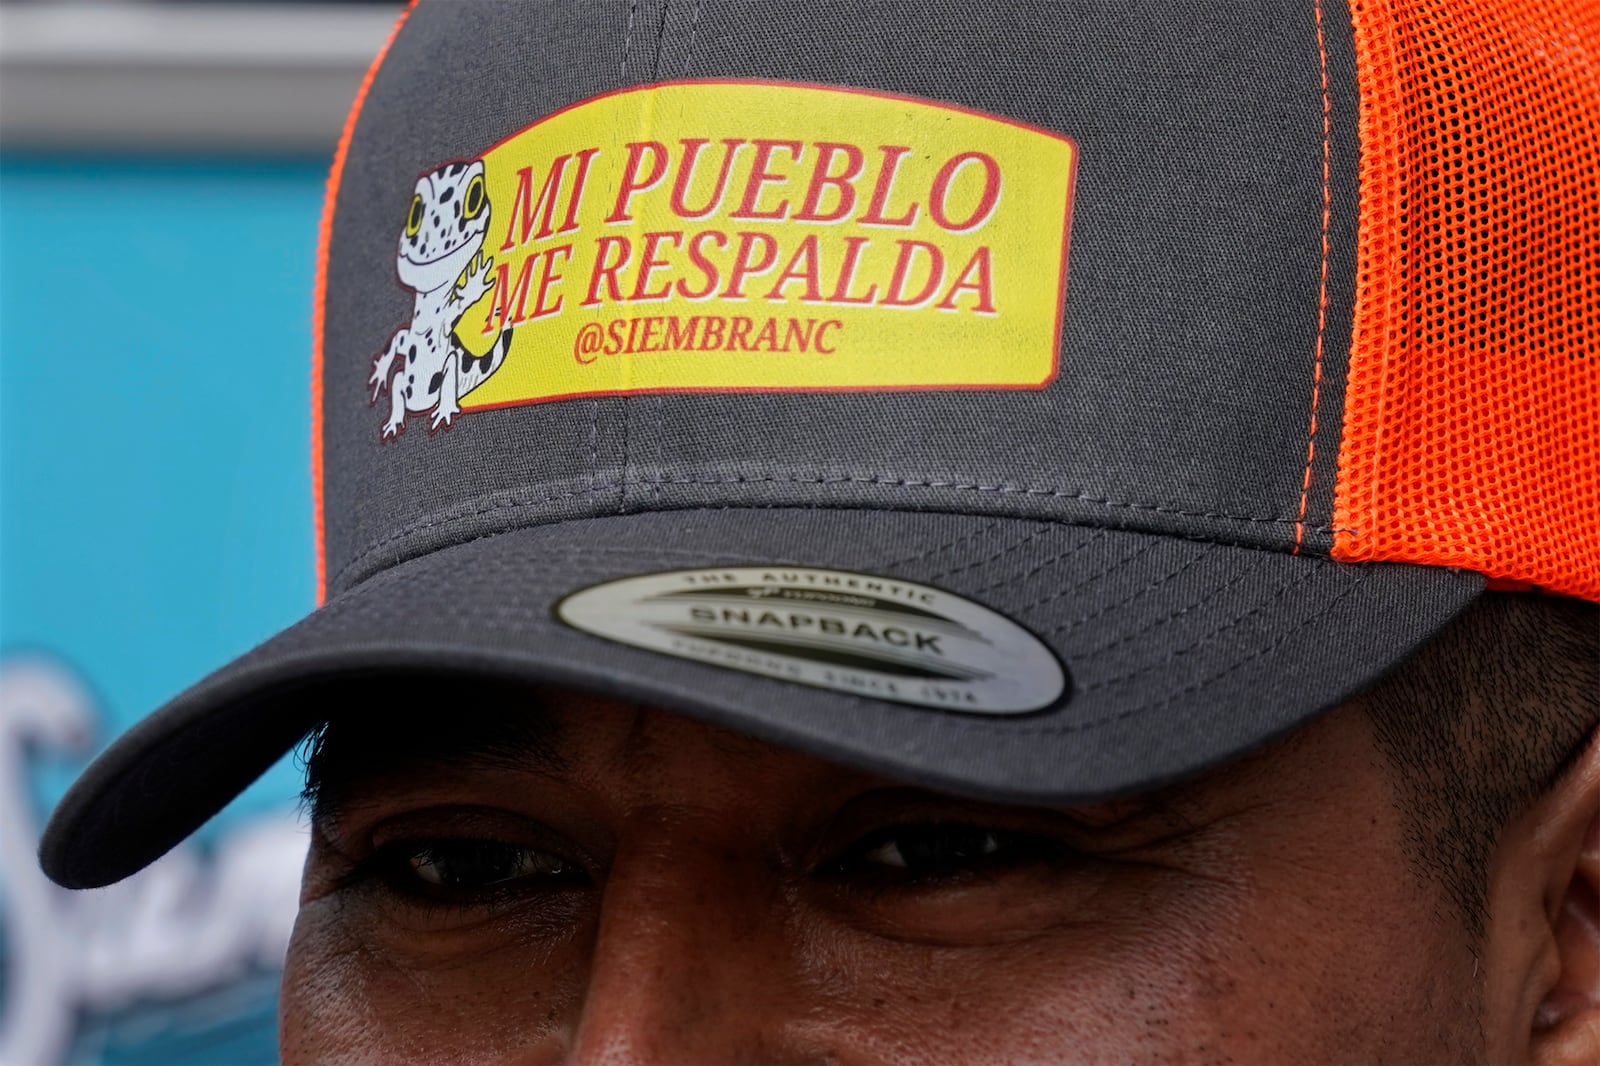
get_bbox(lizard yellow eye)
[405,195,424,237]
[463,175,486,220]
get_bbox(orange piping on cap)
[312,0,418,606]
[1292,0,1335,555]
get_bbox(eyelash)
[830,823,1070,883]
[363,839,587,908]
[355,821,1070,917]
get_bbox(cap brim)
[40,508,1482,888]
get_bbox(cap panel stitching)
[974,532,1139,599]
[924,524,1058,583]
[330,475,1357,590]
[1042,542,1222,633]
[621,0,640,78]
[650,0,672,78]
[1072,559,1261,653]
[313,530,1365,743]
[1079,564,1323,694]
[644,474,1343,527]
[878,519,1007,570]
[1293,0,1336,554]
[681,0,705,77]
[646,473,1351,530]
[996,570,1371,737]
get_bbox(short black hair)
[299,674,564,822]
[1360,592,1600,940]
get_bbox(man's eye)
[838,825,1058,879]
[387,839,576,893]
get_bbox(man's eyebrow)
[1053,726,1286,837]
[298,675,566,818]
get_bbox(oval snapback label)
[554,566,1067,714]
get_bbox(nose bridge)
[567,814,791,1064]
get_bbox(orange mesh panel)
[1335,0,1599,600]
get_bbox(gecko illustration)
[369,159,514,438]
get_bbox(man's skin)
[283,688,1600,1063]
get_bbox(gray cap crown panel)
[322,0,1357,593]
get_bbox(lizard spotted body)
[369,159,513,438]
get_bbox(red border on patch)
[449,78,1080,412]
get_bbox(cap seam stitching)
[329,476,1357,590]
[923,524,1060,584]
[878,518,1008,570]
[1080,564,1322,694]
[620,0,640,79]
[1292,0,1335,554]
[681,0,705,77]
[1065,553,1256,652]
[330,518,1357,605]
[298,546,1371,742]
[979,531,1140,599]
[989,570,1372,736]
[1037,541,1222,630]
[650,0,672,80]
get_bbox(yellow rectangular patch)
[457,80,1077,409]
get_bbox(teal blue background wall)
[1,155,327,1065]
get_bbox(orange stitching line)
[1293,0,1335,555]
[312,0,417,605]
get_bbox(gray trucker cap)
[44,0,1600,889]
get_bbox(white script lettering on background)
[0,657,306,1066]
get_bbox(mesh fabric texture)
[1335,0,1599,599]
